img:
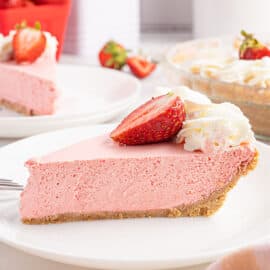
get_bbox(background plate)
[0,65,140,138]
[0,125,270,270]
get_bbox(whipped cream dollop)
[156,85,211,104]
[171,36,270,88]
[189,56,270,88]
[0,31,15,61]
[156,86,255,152]
[37,32,58,63]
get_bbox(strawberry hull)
[239,30,270,60]
[98,41,127,70]
[13,26,47,63]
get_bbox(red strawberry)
[127,56,156,79]
[99,40,127,70]
[110,93,186,145]
[239,30,270,60]
[13,22,46,63]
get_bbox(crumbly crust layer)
[182,73,270,104]
[22,151,258,224]
[0,99,34,116]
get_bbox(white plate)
[0,125,270,270]
[0,65,140,138]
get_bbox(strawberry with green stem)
[239,30,270,60]
[13,21,47,63]
[98,40,127,70]
[98,40,157,78]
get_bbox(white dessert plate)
[0,65,140,138]
[0,125,270,270]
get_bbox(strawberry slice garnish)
[13,22,46,64]
[127,56,156,79]
[110,93,186,145]
[98,41,127,70]
[239,30,270,60]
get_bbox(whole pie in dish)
[20,86,258,224]
[0,22,58,115]
[166,31,270,139]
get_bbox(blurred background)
[63,0,270,59]
[2,0,270,60]
[63,0,192,61]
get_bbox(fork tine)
[0,178,24,191]
[0,179,13,182]
[0,182,23,187]
[0,179,20,183]
[0,186,23,191]
[0,183,23,187]
[0,179,22,184]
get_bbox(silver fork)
[0,178,24,191]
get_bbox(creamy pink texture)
[20,135,255,220]
[0,40,58,115]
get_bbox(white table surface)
[0,243,208,270]
[0,33,266,270]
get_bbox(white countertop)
[0,243,208,270]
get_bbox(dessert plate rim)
[0,64,141,138]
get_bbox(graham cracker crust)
[22,151,258,225]
[0,99,34,116]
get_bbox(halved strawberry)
[127,56,156,79]
[239,30,270,60]
[13,22,46,63]
[110,93,186,145]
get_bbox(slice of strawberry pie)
[20,87,258,224]
[0,22,58,115]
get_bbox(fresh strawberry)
[239,30,270,60]
[110,93,186,145]
[99,41,127,70]
[127,56,156,79]
[13,22,46,63]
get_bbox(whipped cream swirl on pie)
[190,57,270,88]
[157,86,255,152]
[38,32,58,62]
[177,101,255,152]
[156,86,211,104]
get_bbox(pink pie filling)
[0,61,58,115]
[20,135,255,220]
